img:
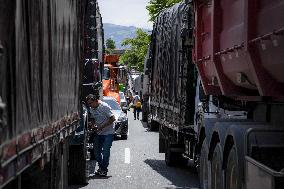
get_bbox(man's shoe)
[99,170,107,177]
[137,117,139,120]
[95,169,102,176]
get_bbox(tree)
[120,29,150,72]
[105,38,116,54]
[146,0,182,22]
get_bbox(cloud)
[97,0,153,29]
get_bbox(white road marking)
[126,176,131,178]
[125,148,130,164]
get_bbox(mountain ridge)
[103,23,151,49]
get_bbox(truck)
[102,54,121,102]
[102,54,128,103]
[0,0,104,188]
[143,0,284,188]
[142,48,151,122]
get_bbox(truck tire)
[165,140,176,166]
[199,140,211,189]
[59,141,69,189]
[211,143,224,189]
[149,120,159,131]
[68,145,87,185]
[225,147,240,189]
[142,108,148,122]
[165,140,185,167]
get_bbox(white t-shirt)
[89,102,115,135]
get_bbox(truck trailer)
[143,0,284,188]
[0,0,104,188]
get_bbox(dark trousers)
[93,134,114,172]
[133,107,141,119]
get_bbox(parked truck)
[143,0,284,188]
[0,0,104,188]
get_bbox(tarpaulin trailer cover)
[0,0,85,146]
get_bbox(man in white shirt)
[86,94,116,177]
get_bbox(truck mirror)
[94,82,102,89]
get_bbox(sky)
[97,0,153,29]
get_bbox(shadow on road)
[141,121,148,129]
[144,159,199,188]
[68,184,87,189]
[69,175,112,189]
[88,175,112,180]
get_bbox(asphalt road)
[69,110,200,189]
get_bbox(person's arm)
[96,104,116,133]
[97,115,115,133]
[132,96,135,103]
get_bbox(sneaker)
[99,170,107,177]
[95,169,102,176]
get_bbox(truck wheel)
[149,120,159,131]
[60,141,69,189]
[211,144,224,189]
[199,140,211,189]
[225,147,240,189]
[165,140,185,167]
[121,134,128,140]
[142,109,148,122]
[68,145,87,184]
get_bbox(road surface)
[69,110,199,189]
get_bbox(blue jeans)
[93,134,114,172]
[133,107,141,119]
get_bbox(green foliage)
[120,29,150,72]
[106,38,116,53]
[146,0,182,22]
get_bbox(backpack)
[136,101,142,108]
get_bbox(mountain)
[103,23,151,49]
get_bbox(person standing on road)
[132,91,141,120]
[86,94,116,177]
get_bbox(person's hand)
[96,127,103,134]
[88,121,97,130]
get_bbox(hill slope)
[104,23,150,49]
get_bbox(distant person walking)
[86,94,116,177]
[132,91,141,120]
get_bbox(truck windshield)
[103,67,110,80]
